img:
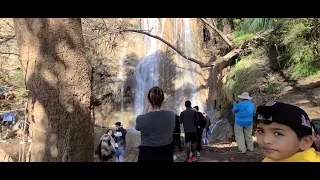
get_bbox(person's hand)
[145,97,150,107]
[143,97,151,114]
[114,143,119,148]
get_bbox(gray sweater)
[135,110,175,147]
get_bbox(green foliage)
[267,82,281,94]
[280,19,320,80]
[233,33,254,46]
[216,18,224,31]
[224,55,260,102]
[233,18,278,38]
[291,62,319,80]
[12,67,25,88]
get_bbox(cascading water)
[134,18,165,116]
[118,46,126,114]
[175,18,204,113]
[134,18,203,117]
[182,18,204,112]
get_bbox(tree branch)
[0,35,16,46]
[200,18,233,48]
[120,29,209,67]
[107,28,240,68]
[0,51,19,56]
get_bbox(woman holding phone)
[135,86,175,162]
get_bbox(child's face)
[256,122,302,160]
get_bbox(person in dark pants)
[172,114,182,152]
[135,86,175,162]
[180,101,199,162]
[202,112,211,145]
[193,106,205,156]
[114,122,127,162]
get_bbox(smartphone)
[311,119,320,135]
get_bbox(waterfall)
[175,18,204,113]
[118,46,126,114]
[134,18,204,117]
[182,18,204,112]
[134,18,165,116]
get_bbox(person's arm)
[195,111,199,124]
[179,113,183,124]
[233,101,240,113]
[201,114,206,129]
[110,136,117,148]
[100,134,107,141]
[143,97,150,115]
[135,116,142,131]
[121,127,127,136]
[204,117,209,129]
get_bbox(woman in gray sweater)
[135,86,175,162]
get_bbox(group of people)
[96,85,320,162]
[134,86,212,162]
[171,104,211,157]
[95,122,127,162]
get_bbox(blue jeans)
[116,146,125,162]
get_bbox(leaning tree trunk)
[13,18,93,162]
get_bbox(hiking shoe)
[197,151,201,156]
[190,156,196,162]
[185,158,192,162]
[173,155,177,161]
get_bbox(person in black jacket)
[172,114,183,152]
[114,122,127,162]
[193,106,205,156]
[181,101,199,162]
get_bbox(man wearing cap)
[255,101,320,162]
[233,92,255,153]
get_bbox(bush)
[233,33,254,46]
[267,82,281,94]
[280,19,320,80]
[224,54,260,102]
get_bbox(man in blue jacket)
[233,92,255,153]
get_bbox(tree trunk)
[13,18,93,162]
[200,18,233,48]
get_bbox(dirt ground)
[0,130,30,162]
